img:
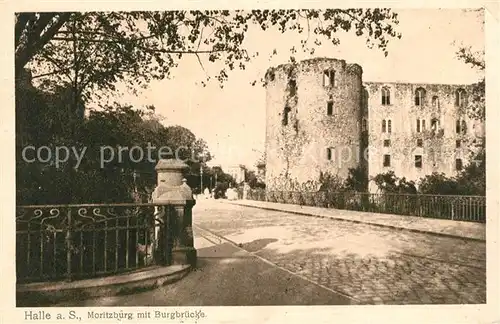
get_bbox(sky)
[109,8,484,171]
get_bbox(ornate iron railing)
[247,189,486,223]
[16,203,179,284]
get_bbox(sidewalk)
[223,199,486,241]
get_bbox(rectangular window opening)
[417,139,423,147]
[383,154,391,167]
[327,101,333,115]
[415,155,422,168]
[456,158,463,171]
[416,119,421,133]
[382,93,391,106]
[323,70,335,87]
[456,140,461,148]
[383,139,390,147]
[388,120,392,133]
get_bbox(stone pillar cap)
[155,159,189,171]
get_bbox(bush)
[371,171,417,194]
[418,172,461,195]
[344,165,368,191]
[418,150,485,196]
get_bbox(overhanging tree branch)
[32,67,73,79]
[39,52,73,81]
[50,36,229,55]
[16,12,72,76]
[24,9,402,109]
[15,13,36,48]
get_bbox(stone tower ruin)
[264,58,365,191]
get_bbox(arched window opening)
[326,147,334,161]
[415,87,426,106]
[431,118,440,131]
[432,96,439,108]
[416,119,426,132]
[455,88,466,107]
[381,87,391,105]
[381,119,392,133]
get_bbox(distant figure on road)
[204,187,210,199]
[226,187,237,200]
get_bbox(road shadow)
[238,238,278,252]
[48,240,354,306]
[193,203,486,305]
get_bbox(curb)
[17,265,191,307]
[223,201,486,242]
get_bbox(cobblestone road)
[193,200,486,305]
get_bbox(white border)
[1,2,498,323]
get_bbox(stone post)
[152,159,197,267]
[243,182,250,200]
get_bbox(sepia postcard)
[1,1,499,323]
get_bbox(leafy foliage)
[19,9,401,103]
[372,171,417,194]
[16,82,212,204]
[245,169,266,189]
[316,167,368,193]
[318,171,345,192]
[456,46,485,121]
[344,166,368,191]
[458,149,485,195]
[418,173,462,195]
[15,9,404,203]
[419,148,485,196]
